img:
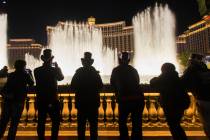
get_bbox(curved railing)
[0,84,201,128]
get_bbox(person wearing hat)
[150,63,189,140]
[110,52,144,140]
[34,49,64,140]
[181,53,210,139]
[71,52,103,140]
[0,60,34,140]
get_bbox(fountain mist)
[0,14,7,68]
[133,4,179,78]
[48,22,117,76]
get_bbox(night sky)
[6,0,201,45]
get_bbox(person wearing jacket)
[181,53,210,139]
[34,49,64,140]
[110,52,144,140]
[71,52,103,140]
[150,63,188,140]
[0,60,34,140]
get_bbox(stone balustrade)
[0,85,202,128]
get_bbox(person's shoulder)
[75,67,83,73]
[8,72,15,77]
[34,66,44,73]
[110,66,119,74]
[90,66,99,73]
[128,65,137,71]
[34,66,42,71]
[113,65,120,71]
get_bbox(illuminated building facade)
[96,20,134,52]
[177,15,210,55]
[8,39,42,67]
[46,17,134,53]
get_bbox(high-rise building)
[177,15,210,55]
[8,39,42,67]
[176,34,187,54]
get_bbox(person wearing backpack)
[181,53,210,139]
[0,60,34,140]
[150,63,189,140]
[71,52,103,140]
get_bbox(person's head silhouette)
[14,60,26,72]
[81,52,94,67]
[118,52,130,65]
[2,66,8,72]
[161,63,176,74]
[189,53,204,62]
[41,49,54,65]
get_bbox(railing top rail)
[27,84,160,94]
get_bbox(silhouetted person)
[110,52,144,140]
[0,66,8,78]
[150,63,188,140]
[0,60,34,140]
[181,53,210,139]
[71,52,103,140]
[34,49,64,140]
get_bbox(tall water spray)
[48,22,117,77]
[25,21,118,83]
[133,4,178,77]
[0,14,7,68]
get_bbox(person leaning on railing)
[150,63,189,140]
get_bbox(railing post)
[157,102,166,126]
[70,94,77,127]
[62,94,70,126]
[34,95,38,124]
[68,95,72,125]
[114,101,118,126]
[148,99,158,125]
[27,94,36,126]
[20,98,28,127]
[143,99,149,126]
[102,94,107,126]
[184,93,195,126]
[98,98,104,127]
[106,94,113,126]
[111,95,116,125]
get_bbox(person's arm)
[134,68,140,84]
[110,69,117,90]
[26,73,34,87]
[180,66,195,90]
[96,72,103,90]
[26,69,34,86]
[70,70,79,92]
[54,62,64,81]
